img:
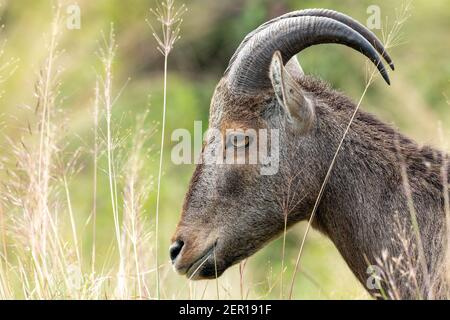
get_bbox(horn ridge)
[226,9,394,73]
[227,15,390,94]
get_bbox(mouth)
[175,239,221,280]
[185,245,215,280]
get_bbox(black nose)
[169,240,184,262]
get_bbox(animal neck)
[297,78,448,298]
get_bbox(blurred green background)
[0,0,449,299]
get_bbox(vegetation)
[0,0,448,299]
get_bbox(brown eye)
[227,132,251,149]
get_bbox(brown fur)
[171,73,449,299]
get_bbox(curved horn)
[227,9,394,73]
[226,15,391,94]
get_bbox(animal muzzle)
[169,230,221,280]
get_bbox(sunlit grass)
[147,0,186,299]
[0,0,447,300]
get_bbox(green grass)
[0,0,448,299]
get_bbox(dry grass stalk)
[0,4,156,300]
[375,214,420,299]
[119,113,155,299]
[96,26,126,297]
[239,259,248,300]
[394,135,431,298]
[91,81,100,275]
[443,137,450,297]
[0,4,93,299]
[147,0,186,299]
[438,121,450,297]
[278,170,306,299]
[0,8,16,299]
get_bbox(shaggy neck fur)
[297,77,449,299]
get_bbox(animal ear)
[269,51,315,133]
[285,55,304,79]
